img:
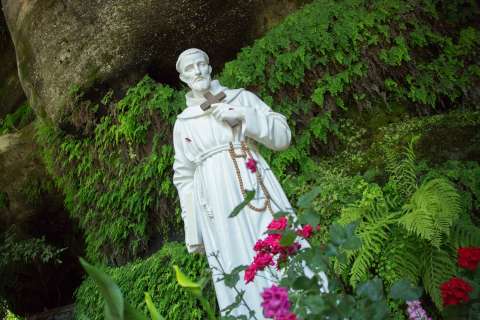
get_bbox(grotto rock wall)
[1,0,308,125]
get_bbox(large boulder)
[1,0,308,124]
[0,12,25,118]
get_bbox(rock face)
[1,0,308,124]
[0,12,25,118]
[0,124,41,229]
[0,124,84,316]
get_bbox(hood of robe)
[177,80,244,119]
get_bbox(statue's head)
[176,48,212,93]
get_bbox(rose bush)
[440,246,480,318]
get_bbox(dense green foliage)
[0,228,64,270]
[284,110,480,314]
[335,146,480,309]
[220,0,480,181]
[36,80,185,264]
[74,242,214,320]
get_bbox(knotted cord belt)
[228,141,273,214]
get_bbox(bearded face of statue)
[178,51,212,93]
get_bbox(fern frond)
[450,214,480,247]
[338,184,389,226]
[385,137,419,199]
[399,178,462,247]
[333,249,356,281]
[336,184,398,286]
[349,213,397,286]
[338,206,364,226]
[381,232,424,285]
[422,246,457,310]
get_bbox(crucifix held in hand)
[200,91,226,111]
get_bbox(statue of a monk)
[173,48,294,318]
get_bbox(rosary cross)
[200,91,226,111]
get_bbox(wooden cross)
[200,91,226,111]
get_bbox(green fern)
[398,178,462,247]
[384,137,419,200]
[349,213,397,286]
[336,161,464,307]
[421,246,457,309]
[379,233,423,285]
[338,184,398,286]
[449,213,480,247]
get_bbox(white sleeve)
[240,91,291,151]
[172,121,204,254]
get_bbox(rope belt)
[193,142,243,166]
[192,141,273,214]
[228,141,273,214]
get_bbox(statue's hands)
[211,102,245,127]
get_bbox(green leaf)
[298,208,320,226]
[306,248,329,272]
[325,243,339,257]
[344,222,358,238]
[79,257,124,320]
[280,230,297,247]
[329,223,347,246]
[356,277,384,302]
[342,235,362,250]
[221,265,246,288]
[390,279,423,301]
[292,276,316,290]
[297,186,321,208]
[144,292,165,320]
[173,265,201,296]
[229,190,255,218]
[273,211,290,219]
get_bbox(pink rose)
[244,264,257,283]
[297,224,314,238]
[253,252,274,269]
[268,217,288,231]
[261,285,296,319]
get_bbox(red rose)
[253,252,274,269]
[458,247,480,271]
[297,224,314,238]
[254,239,267,252]
[244,264,257,283]
[268,217,288,231]
[440,277,473,306]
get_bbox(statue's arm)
[241,91,291,151]
[172,121,204,254]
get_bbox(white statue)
[173,48,295,318]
